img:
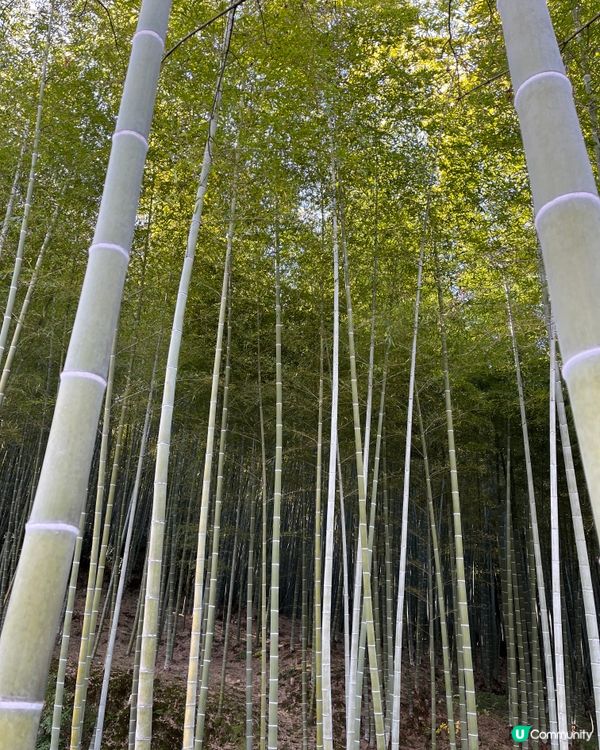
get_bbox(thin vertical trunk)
[549,330,568,747]
[245,483,256,750]
[505,433,518,729]
[258,323,269,750]
[92,346,158,750]
[219,492,243,714]
[573,6,600,175]
[416,392,456,750]
[0,120,30,262]
[340,197,385,750]
[436,264,478,749]
[136,14,235,749]
[49,508,87,750]
[267,240,283,750]
[555,370,600,733]
[313,326,324,750]
[0,3,54,368]
[505,284,558,741]
[321,166,340,748]
[428,537,436,750]
[0,197,62,406]
[195,200,236,750]
[70,338,118,750]
[391,240,424,750]
[179,179,234,749]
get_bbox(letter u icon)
[511,725,532,742]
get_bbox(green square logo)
[511,725,532,742]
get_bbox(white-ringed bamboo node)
[61,370,107,388]
[89,241,130,261]
[26,521,79,536]
[535,191,600,230]
[0,699,44,711]
[113,129,149,149]
[562,347,600,380]
[513,70,570,110]
[134,28,165,49]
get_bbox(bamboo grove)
[0,0,599,748]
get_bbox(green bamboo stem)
[218,489,243,714]
[129,555,148,750]
[179,158,235,750]
[0,120,30,262]
[498,0,600,542]
[267,241,283,750]
[70,338,117,750]
[511,546,528,725]
[352,344,388,749]
[0,2,54,368]
[391,241,424,749]
[301,507,308,750]
[337,449,350,717]
[313,326,324,750]
[258,324,268,750]
[49,508,87,750]
[504,433,518,730]
[320,167,339,748]
[505,284,558,741]
[428,537,436,750]
[195,296,234,747]
[340,199,385,750]
[136,14,234,749]
[0,1,171,744]
[416,392,456,750]
[436,265,479,749]
[555,370,600,733]
[549,330,569,747]
[245,483,256,750]
[92,346,158,750]
[0,196,62,406]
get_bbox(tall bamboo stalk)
[0,3,54,368]
[498,0,600,540]
[504,432,518,730]
[390,239,424,750]
[340,198,385,750]
[416,392,456,750]
[505,284,558,741]
[0,2,171,745]
[92,345,158,750]
[180,180,234,749]
[245,482,256,750]
[320,165,339,749]
[267,239,283,750]
[0,197,62,407]
[549,330,568,748]
[0,120,30,262]
[436,262,479,749]
[196,291,234,748]
[313,325,324,750]
[135,13,235,749]
[555,370,600,733]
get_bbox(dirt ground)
[38,590,515,749]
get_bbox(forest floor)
[37,590,514,749]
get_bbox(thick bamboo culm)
[498,0,600,540]
[0,2,172,747]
